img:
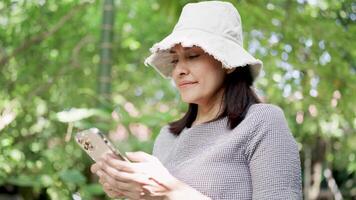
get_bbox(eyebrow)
[169,47,193,54]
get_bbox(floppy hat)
[144,1,263,81]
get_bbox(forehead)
[169,44,203,54]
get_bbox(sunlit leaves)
[56,108,98,123]
[59,169,86,185]
[0,0,355,199]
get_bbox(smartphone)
[75,128,129,162]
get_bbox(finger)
[98,171,143,193]
[95,170,103,180]
[103,183,130,197]
[104,188,117,198]
[102,184,115,198]
[104,154,137,173]
[105,154,157,178]
[102,185,124,198]
[100,177,120,192]
[98,170,145,199]
[90,162,101,173]
[98,175,113,187]
[102,183,126,197]
[119,189,145,200]
[142,184,167,196]
[125,151,155,163]
[98,176,104,185]
[107,152,129,162]
[100,162,152,185]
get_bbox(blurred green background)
[0,0,355,199]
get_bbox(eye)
[171,59,178,64]
[188,54,200,59]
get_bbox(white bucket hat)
[144,1,263,81]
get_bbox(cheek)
[198,67,225,91]
[200,76,224,95]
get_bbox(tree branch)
[27,34,95,99]
[0,2,90,69]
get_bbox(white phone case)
[75,128,129,162]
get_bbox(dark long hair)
[168,65,262,135]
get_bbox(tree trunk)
[97,0,114,104]
[304,136,327,200]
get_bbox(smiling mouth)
[179,82,198,88]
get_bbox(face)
[170,44,227,105]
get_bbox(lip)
[178,81,198,88]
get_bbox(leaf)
[59,169,86,185]
[39,174,54,187]
[81,183,104,196]
[7,175,39,187]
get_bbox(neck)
[193,89,224,126]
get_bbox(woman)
[91,1,302,199]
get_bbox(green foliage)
[0,0,355,199]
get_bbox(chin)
[180,94,200,104]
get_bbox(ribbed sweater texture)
[152,103,302,199]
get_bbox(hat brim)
[144,29,263,80]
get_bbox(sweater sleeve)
[245,105,302,200]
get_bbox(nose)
[172,60,189,78]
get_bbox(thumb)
[125,151,154,162]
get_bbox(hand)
[91,151,179,199]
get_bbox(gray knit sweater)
[152,103,302,200]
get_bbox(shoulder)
[243,103,292,145]
[230,103,287,134]
[155,125,172,141]
[246,103,286,124]
[248,103,285,117]
[244,104,296,160]
[153,125,174,145]
[159,124,170,134]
